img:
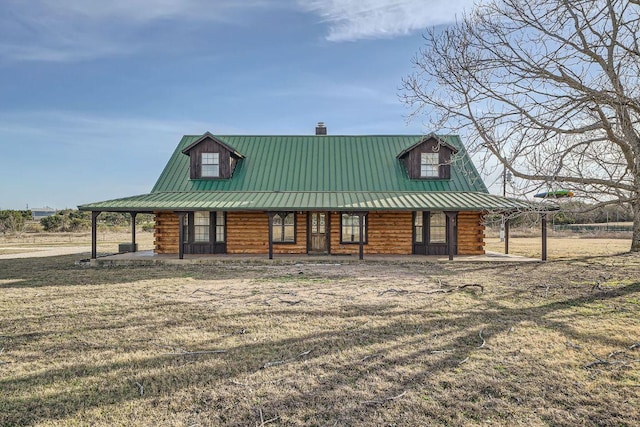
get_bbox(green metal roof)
[78,191,532,212]
[80,133,532,212]
[151,134,488,193]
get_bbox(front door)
[413,211,457,255]
[308,212,329,254]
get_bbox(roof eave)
[78,191,541,213]
[180,131,245,158]
[396,133,460,159]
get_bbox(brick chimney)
[315,122,327,135]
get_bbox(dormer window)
[201,153,220,178]
[420,152,439,178]
[182,132,245,180]
[397,134,458,180]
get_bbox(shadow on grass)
[0,254,244,289]
[1,274,639,426]
[445,251,638,274]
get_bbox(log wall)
[226,212,307,254]
[154,210,485,256]
[330,211,413,255]
[456,211,485,255]
[154,211,179,254]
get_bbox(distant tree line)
[39,210,154,232]
[0,209,154,234]
[487,201,633,229]
[550,202,633,225]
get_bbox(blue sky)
[0,0,476,210]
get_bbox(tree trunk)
[632,197,640,252]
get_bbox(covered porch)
[81,190,553,262]
[84,211,548,261]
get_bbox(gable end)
[182,132,244,180]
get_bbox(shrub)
[0,210,31,234]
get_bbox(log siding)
[227,212,307,254]
[456,211,485,255]
[154,211,180,254]
[331,211,413,255]
[153,210,485,256]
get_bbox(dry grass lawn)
[485,236,632,259]
[1,246,639,426]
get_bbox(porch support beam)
[130,212,137,253]
[357,212,365,260]
[445,211,457,261]
[267,212,276,260]
[326,212,331,255]
[91,211,101,259]
[177,212,186,260]
[541,213,548,261]
[504,217,510,255]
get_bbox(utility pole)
[500,166,512,242]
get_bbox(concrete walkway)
[0,246,90,259]
[90,250,540,266]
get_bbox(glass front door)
[309,212,329,253]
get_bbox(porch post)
[177,212,185,260]
[358,212,365,260]
[91,211,100,259]
[267,212,275,260]
[504,217,510,255]
[445,211,457,261]
[541,213,548,261]
[130,212,137,253]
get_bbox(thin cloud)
[0,41,139,63]
[0,0,476,62]
[0,0,276,62]
[298,0,475,42]
[35,0,272,24]
[262,79,398,104]
[0,110,217,148]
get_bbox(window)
[341,213,367,243]
[429,212,446,243]
[272,212,295,243]
[194,211,210,242]
[420,152,440,177]
[215,211,225,243]
[414,212,423,243]
[201,152,220,177]
[311,212,326,234]
[181,211,226,245]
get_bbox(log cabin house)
[79,124,533,260]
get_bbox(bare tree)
[402,0,640,251]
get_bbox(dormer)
[181,132,245,180]
[397,134,458,180]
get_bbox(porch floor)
[89,250,540,266]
